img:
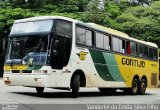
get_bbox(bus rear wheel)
[130,78,139,95]
[36,87,44,95]
[71,74,80,98]
[139,79,147,95]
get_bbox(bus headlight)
[4,77,9,81]
[4,70,11,74]
[34,78,42,81]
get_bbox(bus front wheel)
[139,79,147,95]
[36,87,44,95]
[71,74,80,98]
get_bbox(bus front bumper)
[3,74,50,87]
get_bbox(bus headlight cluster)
[4,70,11,74]
[4,77,9,81]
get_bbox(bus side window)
[76,27,85,45]
[149,48,153,59]
[104,35,110,50]
[86,30,92,46]
[153,49,158,60]
[138,44,144,57]
[126,41,130,55]
[96,33,103,49]
[144,46,148,58]
[112,37,119,52]
[131,42,136,56]
[122,40,125,53]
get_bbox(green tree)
[84,0,108,25]
[116,1,160,46]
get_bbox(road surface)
[0,79,160,110]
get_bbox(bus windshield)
[10,20,53,35]
[5,35,50,66]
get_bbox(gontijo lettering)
[122,58,145,67]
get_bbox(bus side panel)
[115,54,159,88]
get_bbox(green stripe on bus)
[103,52,124,81]
[89,49,115,81]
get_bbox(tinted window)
[138,44,143,57]
[112,37,123,53]
[86,30,92,46]
[126,41,130,55]
[96,33,103,49]
[153,49,158,60]
[76,27,85,45]
[76,26,92,46]
[112,37,119,52]
[56,20,72,37]
[119,39,123,53]
[104,35,110,50]
[144,46,148,58]
[122,40,125,53]
[149,48,153,59]
[131,42,136,56]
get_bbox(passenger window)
[131,42,136,56]
[76,27,85,45]
[96,33,103,49]
[122,40,125,54]
[104,35,110,50]
[112,37,119,52]
[149,48,153,59]
[126,41,130,55]
[86,30,92,46]
[119,39,123,53]
[144,46,148,58]
[138,44,144,57]
[153,49,158,60]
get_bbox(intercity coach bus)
[3,16,159,97]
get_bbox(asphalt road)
[0,79,160,110]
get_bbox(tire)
[36,87,44,95]
[71,74,80,98]
[99,88,117,93]
[130,78,139,95]
[139,79,147,95]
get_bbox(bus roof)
[14,16,78,23]
[14,16,158,48]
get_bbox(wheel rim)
[133,80,138,93]
[141,81,146,92]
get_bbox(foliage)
[116,1,160,46]
[0,0,160,76]
[0,0,160,47]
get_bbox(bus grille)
[22,70,32,73]
[12,70,20,73]
[11,70,32,73]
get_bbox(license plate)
[4,80,11,85]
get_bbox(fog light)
[34,78,42,81]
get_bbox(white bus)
[3,16,159,98]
